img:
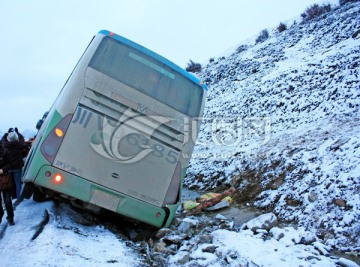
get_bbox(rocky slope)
[184,2,360,252]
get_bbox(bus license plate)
[90,189,120,211]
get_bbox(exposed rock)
[308,192,317,203]
[175,252,190,265]
[198,234,213,244]
[215,214,227,220]
[300,232,317,245]
[163,234,187,245]
[177,219,196,237]
[337,257,360,267]
[352,29,360,39]
[155,228,173,239]
[334,199,347,207]
[313,242,330,256]
[151,253,167,266]
[271,228,285,241]
[153,241,167,253]
[329,138,350,151]
[242,213,278,232]
[202,245,218,253]
[286,198,302,207]
[269,177,284,190]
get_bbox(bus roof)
[98,30,208,91]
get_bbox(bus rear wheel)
[32,186,47,202]
[21,183,34,199]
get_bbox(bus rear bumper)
[34,165,177,228]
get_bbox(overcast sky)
[0,0,337,135]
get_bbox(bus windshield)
[89,37,203,117]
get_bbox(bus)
[22,30,207,228]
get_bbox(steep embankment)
[185,2,360,250]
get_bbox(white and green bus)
[22,30,207,228]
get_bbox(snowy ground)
[168,223,355,267]
[1,198,359,267]
[0,200,143,266]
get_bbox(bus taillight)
[40,114,72,163]
[55,128,64,137]
[53,174,63,184]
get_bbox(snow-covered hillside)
[185,2,360,252]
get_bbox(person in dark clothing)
[1,127,24,146]
[14,127,25,143]
[0,143,15,225]
[1,128,12,145]
[4,132,29,199]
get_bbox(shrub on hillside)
[277,22,287,33]
[236,45,248,53]
[186,60,202,73]
[301,4,331,21]
[339,0,360,5]
[255,29,269,44]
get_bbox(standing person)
[1,127,24,145]
[1,128,13,145]
[14,127,25,143]
[4,131,28,199]
[0,143,15,225]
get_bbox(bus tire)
[32,187,47,202]
[21,183,34,199]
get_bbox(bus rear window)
[89,37,203,117]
